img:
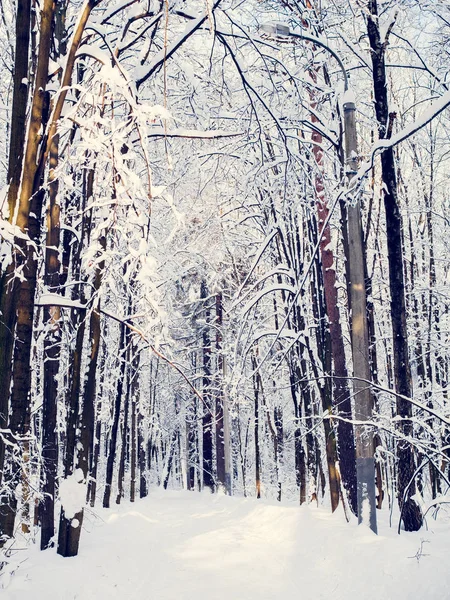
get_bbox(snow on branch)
[37,293,86,310]
[233,229,279,300]
[35,294,207,410]
[134,0,223,88]
[352,90,450,188]
[100,0,140,24]
[145,128,243,139]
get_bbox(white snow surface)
[3,489,450,599]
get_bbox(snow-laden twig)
[134,0,223,87]
[350,90,450,191]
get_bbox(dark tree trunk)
[312,117,357,515]
[201,280,214,492]
[309,222,341,512]
[5,0,31,221]
[0,0,31,473]
[290,367,306,504]
[292,299,319,504]
[88,330,108,507]
[367,0,422,532]
[39,0,66,536]
[0,0,55,536]
[88,402,102,508]
[138,412,147,498]
[116,342,132,504]
[40,133,61,550]
[79,243,104,483]
[253,357,262,500]
[57,232,104,557]
[103,320,129,508]
[186,357,198,492]
[63,166,92,479]
[215,292,226,490]
[163,431,177,490]
[57,508,84,558]
[274,404,283,502]
[130,352,139,502]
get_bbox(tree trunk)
[138,412,147,498]
[116,341,132,504]
[0,2,31,470]
[88,330,108,507]
[309,221,341,512]
[253,355,262,500]
[201,280,214,491]
[130,352,139,502]
[367,0,422,531]
[0,0,55,542]
[103,320,129,507]
[290,367,307,504]
[343,98,377,532]
[215,292,227,491]
[57,233,104,557]
[40,132,61,549]
[312,104,357,515]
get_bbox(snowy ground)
[2,489,450,599]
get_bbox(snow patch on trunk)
[59,469,86,519]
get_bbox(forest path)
[3,489,450,599]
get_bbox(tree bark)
[4,0,31,222]
[0,2,31,430]
[57,229,104,556]
[367,0,422,531]
[116,341,132,504]
[138,412,147,498]
[201,280,214,491]
[252,355,262,500]
[343,98,377,532]
[130,352,139,502]
[103,320,129,507]
[312,103,357,515]
[309,221,341,512]
[215,292,227,491]
[40,132,61,549]
[0,0,54,543]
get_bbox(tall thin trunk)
[40,132,61,549]
[163,431,178,490]
[0,1,31,448]
[291,367,307,504]
[4,0,31,222]
[88,329,108,507]
[344,97,377,532]
[138,412,147,498]
[186,352,199,492]
[103,321,129,508]
[130,353,139,502]
[63,166,93,479]
[201,280,214,491]
[274,405,283,502]
[39,2,66,543]
[293,295,318,504]
[367,0,422,531]
[309,220,341,512]
[57,234,104,557]
[311,99,357,515]
[0,0,54,541]
[116,344,132,504]
[252,355,261,500]
[215,292,227,491]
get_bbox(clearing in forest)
[2,489,450,599]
